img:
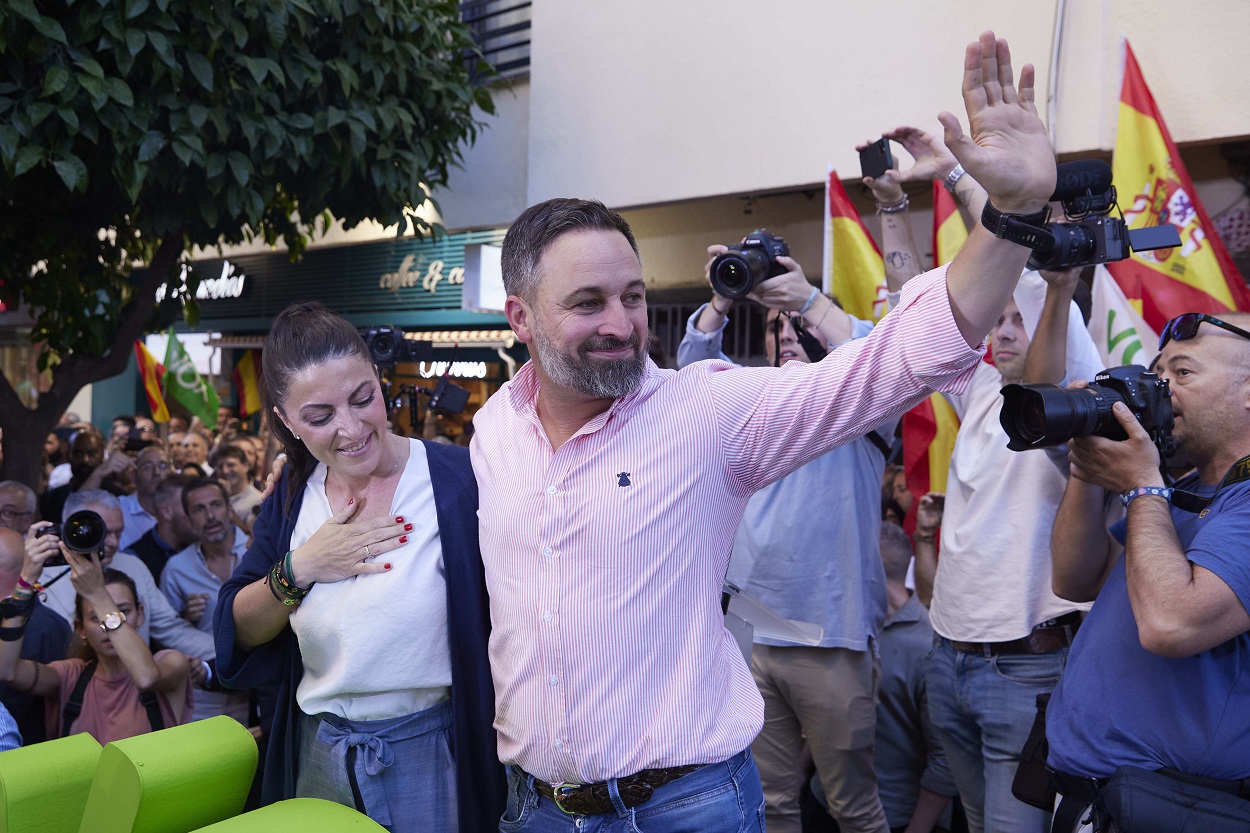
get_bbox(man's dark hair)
[211,444,248,470]
[111,415,136,430]
[879,521,915,583]
[180,476,230,516]
[501,198,640,301]
[154,473,195,509]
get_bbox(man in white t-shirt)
[915,268,1101,833]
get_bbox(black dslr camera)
[1026,160,1181,271]
[362,325,434,368]
[37,509,108,568]
[1000,365,1174,456]
[709,230,790,299]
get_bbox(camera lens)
[1029,223,1097,271]
[710,249,771,299]
[62,510,106,553]
[366,327,400,364]
[1000,384,1111,450]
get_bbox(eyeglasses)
[1158,313,1250,350]
[137,461,170,473]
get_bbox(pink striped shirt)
[472,265,982,783]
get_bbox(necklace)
[326,436,406,509]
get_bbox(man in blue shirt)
[678,254,893,833]
[1046,312,1250,828]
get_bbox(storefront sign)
[419,360,488,379]
[156,261,248,304]
[379,256,465,295]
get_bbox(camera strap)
[1168,453,1250,515]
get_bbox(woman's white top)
[291,438,452,721]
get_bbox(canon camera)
[709,230,790,299]
[37,509,108,568]
[999,365,1174,456]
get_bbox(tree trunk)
[0,234,184,491]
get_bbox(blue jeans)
[498,748,765,832]
[925,637,1066,833]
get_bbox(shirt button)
[548,675,558,686]
[553,739,564,750]
[542,611,553,622]
[543,547,553,556]
[547,486,557,495]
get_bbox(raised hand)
[938,31,1055,214]
[287,498,408,586]
[885,126,960,184]
[855,139,906,205]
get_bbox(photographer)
[1045,313,1250,832]
[679,241,928,833]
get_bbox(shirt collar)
[884,592,925,627]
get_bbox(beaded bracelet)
[267,551,313,607]
[875,195,910,214]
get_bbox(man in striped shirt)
[472,31,1060,831]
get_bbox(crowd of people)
[1,30,1248,833]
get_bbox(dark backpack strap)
[865,430,892,459]
[62,660,97,738]
[139,690,165,732]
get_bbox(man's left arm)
[1069,406,1250,657]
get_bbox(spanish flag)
[232,349,262,418]
[134,341,170,422]
[1107,41,1250,330]
[899,182,968,522]
[824,169,887,322]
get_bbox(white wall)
[440,0,1249,223]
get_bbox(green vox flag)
[162,327,219,429]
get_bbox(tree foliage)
[0,0,494,482]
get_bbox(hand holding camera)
[32,509,108,569]
[1067,402,1165,494]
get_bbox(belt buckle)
[552,783,583,815]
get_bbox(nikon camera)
[709,230,790,299]
[36,509,108,568]
[999,365,1174,456]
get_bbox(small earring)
[294,434,301,440]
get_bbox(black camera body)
[362,326,434,368]
[36,509,108,567]
[1026,160,1181,271]
[123,426,156,453]
[1000,365,1174,456]
[709,230,790,299]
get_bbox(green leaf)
[349,121,365,156]
[75,57,106,79]
[52,154,88,192]
[287,112,313,130]
[187,103,209,128]
[240,56,267,84]
[326,107,346,128]
[137,130,166,162]
[186,53,214,92]
[172,138,193,166]
[148,30,174,66]
[9,0,40,23]
[0,126,18,162]
[105,78,135,108]
[27,102,54,128]
[227,151,252,187]
[126,0,151,20]
[79,75,104,97]
[42,66,71,97]
[34,17,69,44]
[205,153,226,179]
[57,107,80,133]
[126,29,147,56]
[14,146,42,176]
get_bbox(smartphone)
[859,137,894,180]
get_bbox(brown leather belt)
[530,764,703,815]
[949,611,1083,656]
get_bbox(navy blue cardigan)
[213,441,504,832]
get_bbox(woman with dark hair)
[0,548,192,744]
[213,302,501,833]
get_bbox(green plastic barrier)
[77,716,257,833]
[190,798,388,831]
[0,732,102,833]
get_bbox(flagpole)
[822,165,833,296]
[1046,0,1068,147]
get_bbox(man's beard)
[531,322,646,399]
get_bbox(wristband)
[267,551,313,607]
[875,195,909,214]
[710,298,731,316]
[797,287,820,316]
[980,201,1053,251]
[1120,486,1173,508]
[943,163,966,193]
[914,531,937,544]
[0,623,28,642]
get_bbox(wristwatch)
[0,595,35,622]
[100,610,127,633]
[980,201,1053,251]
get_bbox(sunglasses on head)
[1158,313,1250,350]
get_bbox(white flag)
[1089,265,1159,368]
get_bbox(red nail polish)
[348,498,354,505]
[395,516,404,523]
[384,562,392,570]
[399,535,408,544]
[404,523,413,532]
